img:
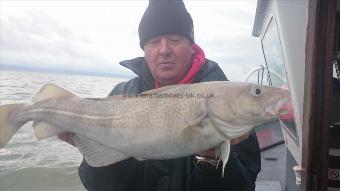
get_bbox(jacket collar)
[119,57,155,89]
[119,57,223,88]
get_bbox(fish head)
[206,83,291,138]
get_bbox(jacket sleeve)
[79,158,144,191]
[78,80,143,191]
[190,131,261,191]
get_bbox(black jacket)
[78,57,261,191]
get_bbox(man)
[59,0,261,190]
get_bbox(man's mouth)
[159,61,175,65]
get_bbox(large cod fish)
[0,81,290,176]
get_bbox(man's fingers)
[58,132,76,146]
[197,132,250,158]
[196,148,216,158]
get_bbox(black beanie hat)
[138,0,194,49]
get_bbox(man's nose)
[159,38,171,56]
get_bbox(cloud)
[187,1,264,81]
[0,1,264,81]
[0,6,138,77]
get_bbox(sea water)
[0,70,127,191]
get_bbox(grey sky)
[0,0,265,81]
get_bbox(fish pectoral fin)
[74,135,129,167]
[183,111,209,141]
[210,114,253,139]
[219,140,231,178]
[32,84,77,103]
[86,95,125,101]
[33,122,63,140]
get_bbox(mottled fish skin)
[0,81,290,176]
[10,85,223,158]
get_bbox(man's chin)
[155,76,180,86]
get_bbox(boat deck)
[255,120,288,191]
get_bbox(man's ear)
[191,44,195,54]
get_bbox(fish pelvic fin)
[33,122,63,140]
[0,104,26,148]
[74,135,129,167]
[32,84,76,103]
[219,140,231,178]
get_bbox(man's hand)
[58,132,76,146]
[196,132,249,159]
[230,133,249,145]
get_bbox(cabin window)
[261,17,288,87]
[261,17,299,143]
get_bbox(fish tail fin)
[32,84,76,103]
[0,104,26,148]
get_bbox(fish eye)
[251,86,262,97]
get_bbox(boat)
[250,0,340,190]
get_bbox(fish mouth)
[265,98,290,116]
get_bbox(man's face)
[144,34,193,87]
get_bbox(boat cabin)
[250,0,340,190]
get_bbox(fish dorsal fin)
[74,135,129,167]
[86,95,125,101]
[141,84,189,95]
[32,84,76,103]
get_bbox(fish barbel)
[0,81,290,176]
